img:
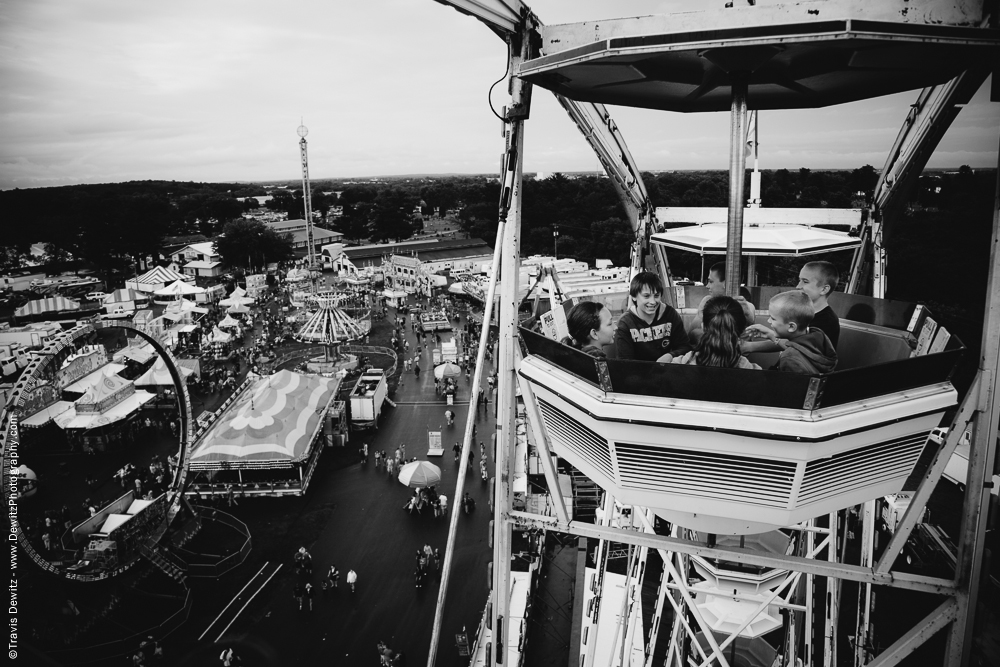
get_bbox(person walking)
[304,582,314,611]
[325,565,339,593]
[347,569,358,592]
[293,583,305,611]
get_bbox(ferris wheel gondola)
[424,1,1000,666]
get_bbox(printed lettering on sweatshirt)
[629,323,672,347]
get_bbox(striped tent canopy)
[15,296,81,317]
[103,288,145,303]
[295,296,367,345]
[127,266,191,293]
[189,370,340,466]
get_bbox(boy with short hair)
[748,291,837,374]
[688,261,757,343]
[615,272,691,362]
[796,260,841,349]
[741,260,842,356]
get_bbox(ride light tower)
[298,123,317,288]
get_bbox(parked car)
[85,291,108,302]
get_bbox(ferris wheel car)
[518,298,962,535]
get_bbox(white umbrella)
[434,362,462,380]
[651,224,861,257]
[397,461,442,489]
[154,279,204,296]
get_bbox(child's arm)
[741,324,787,353]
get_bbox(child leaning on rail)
[561,301,615,359]
[746,291,838,375]
[671,296,760,369]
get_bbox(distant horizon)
[4,165,995,192]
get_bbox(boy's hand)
[656,352,674,363]
[746,323,776,341]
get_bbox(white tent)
[134,356,194,387]
[218,314,241,329]
[155,280,205,297]
[227,303,250,315]
[219,294,254,307]
[113,340,157,364]
[209,327,232,344]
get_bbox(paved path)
[179,303,498,666]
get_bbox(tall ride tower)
[297,123,317,286]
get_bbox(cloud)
[0,0,996,189]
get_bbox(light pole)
[553,225,560,259]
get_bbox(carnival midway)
[2,1,1000,666]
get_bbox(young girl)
[672,296,760,369]
[561,301,615,359]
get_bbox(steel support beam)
[507,511,956,595]
[430,0,527,36]
[875,374,982,574]
[944,125,1000,667]
[554,96,659,281]
[868,599,959,667]
[425,128,511,667]
[515,352,570,523]
[725,71,749,298]
[490,27,531,666]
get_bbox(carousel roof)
[189,370,340,466]
[295,297,367,344]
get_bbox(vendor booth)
[185,370,342,498]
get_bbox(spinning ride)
[1,321,194,582]
[294,295,370,374]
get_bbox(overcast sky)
[1,0,997,190]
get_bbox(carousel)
[294,294,370,374]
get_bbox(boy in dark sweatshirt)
[747,291,837,374]
[614,272,691,363]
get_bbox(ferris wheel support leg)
[854,500,877,666]
[825,511,840,667]
[724,71,750,299]
[491,25,532,666]
[944,128,1000,667]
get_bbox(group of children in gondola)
[563,260,840,375]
